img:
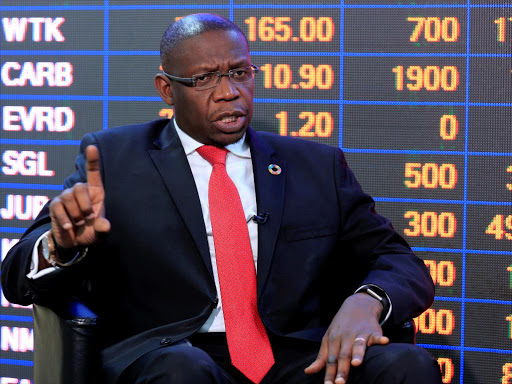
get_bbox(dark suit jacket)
[1,119,434,383]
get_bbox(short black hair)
[160,13,248,72]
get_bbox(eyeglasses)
[162,65,259,90]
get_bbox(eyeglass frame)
[161,64,259,90]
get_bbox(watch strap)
[354,284,392,325]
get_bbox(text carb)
[0,195,49,220]
[3,106,75,132]
[2,17,65,42]
[2,150,55,177]
[1,62,73,87]
[0,327,33,352]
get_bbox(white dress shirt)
[173,121,258,332]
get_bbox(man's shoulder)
[252,129,340,157]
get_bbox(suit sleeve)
[334,147,435,325]
[1,134,101,307]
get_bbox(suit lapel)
[248,128,286,297]
[147,120,213,279]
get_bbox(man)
[1,14,442,384]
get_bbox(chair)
[33,300,102,384]
[33,301,416,384]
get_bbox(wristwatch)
[41,231,89,268]
[354,284,392,325]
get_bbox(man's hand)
[49,145,110,251]
[304,293,390,384]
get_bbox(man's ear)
[155,74,173,106]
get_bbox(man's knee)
[122,344,226,384]
[383,344,437,368]
[365,344,442,383]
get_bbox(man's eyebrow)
[230,59,251,68]
[193,65,218,74]
[191,59,251,74]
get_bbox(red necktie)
[197,145,274,384]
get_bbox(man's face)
[167,29,254,147]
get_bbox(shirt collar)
[173,118,251,159]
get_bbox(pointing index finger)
[85,145,103,187]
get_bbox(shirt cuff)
[354,284,393,325]
[26,230,58,279]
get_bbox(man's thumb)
[94,217,111,233]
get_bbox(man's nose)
[212,74,240,101]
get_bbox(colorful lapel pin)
[268,164,282,175]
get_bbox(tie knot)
[197,145,228,166]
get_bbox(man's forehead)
[173,30,250,72]
[177,29,247,50]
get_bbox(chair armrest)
[33,300,102,384]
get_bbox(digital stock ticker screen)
[0,1,511,383]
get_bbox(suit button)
[213,298,219,307]
[160,337,172,346]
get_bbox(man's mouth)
[219,115,238,123]
[212,114,246,133]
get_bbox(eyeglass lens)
[194,67,256,89]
